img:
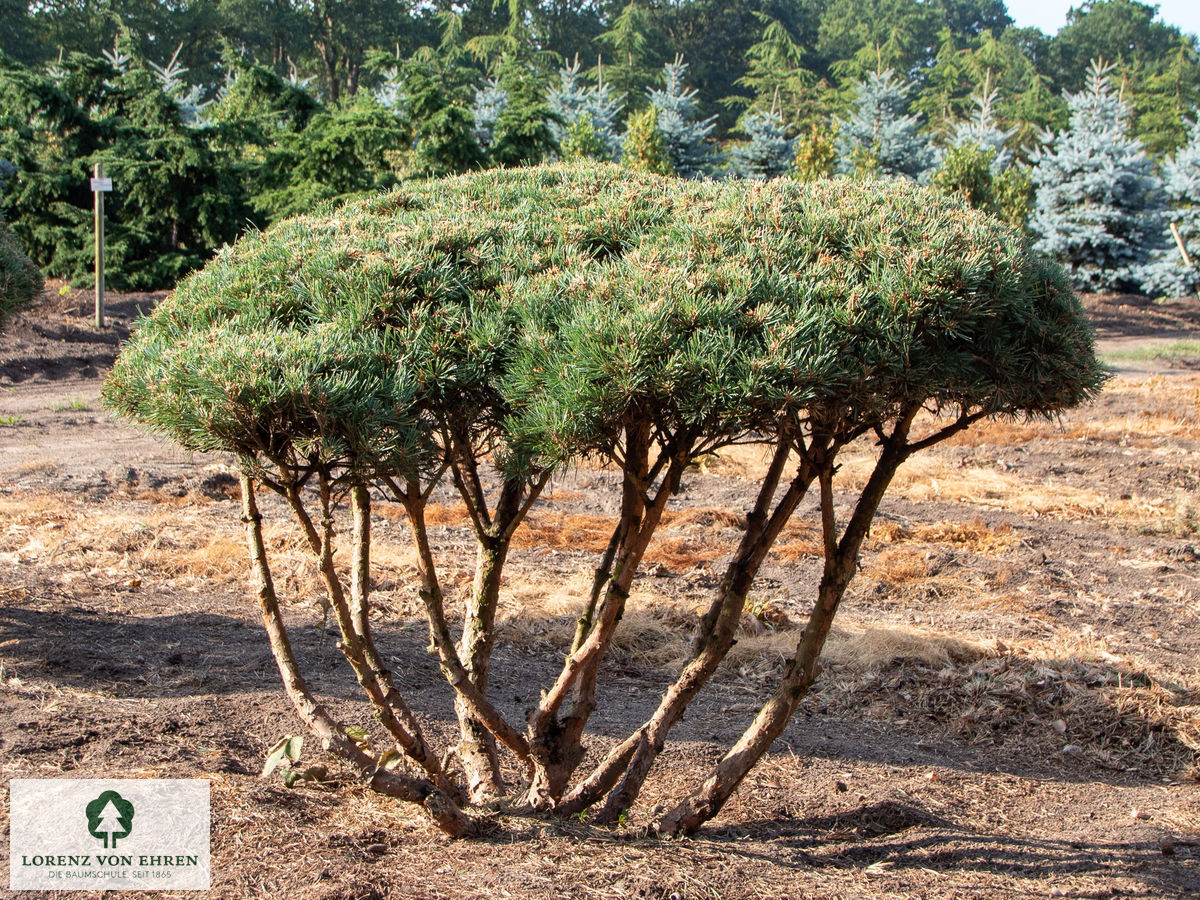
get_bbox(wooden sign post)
[91,163,112,328]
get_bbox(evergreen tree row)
[2,0,1199,295]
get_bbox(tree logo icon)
[86,790,135,849]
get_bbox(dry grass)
[512,511,615,553]
[872,548,933,584]
[934,375,1200,446]
[832,448,1195,529]
[495,569,1200,781]
[869,518,1016,555]
[6,421,1198,788]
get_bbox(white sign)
[9,779,210,891]
[90,178,113,192]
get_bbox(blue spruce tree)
[473,78,508,152]
[1030,60,1168,294]
[371,66,406,117]
[834,69,934,181]
[148,45,207,126]
[647,58,718,178]
[731,109,794,180]
[548,60,624,161]
[1143,116,1200,298]
[948,85,1014,171]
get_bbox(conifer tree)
[731,109,793,180]
[647,58,718,178]
[1131,36,1200,158]
[620,105,672,174]
[548,61,623,161]
[736,13,814,131]
[0,209,41,329]
[1030,60,1168,293]
[561,117,608,160]
[834,69,934,180]
[251,96,406,221]
[793,123,837,181]
[595,1,659,108]
[148,44,207,126]
[106,163,1104,840]
[932,144,1033,228]
[398,27,487,177]
[949,82,1015,170]
[489,58,561,167]
[915,28,974,134]
[473,77,507,151]
[370,65,406,116]
[1143,116,1200,297]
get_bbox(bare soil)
[1,285,1199,899]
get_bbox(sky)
[1004,0,1200,37]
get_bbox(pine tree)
[647,58,717,178]
[834,69,934,180]
[1030,60,1168,294]
[1142,117,1200,297]
[731,110,793,180]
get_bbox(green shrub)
[620,106,673,175]
[0,214,41,328]
[932,143,1034,229]
[106,163,1104,838]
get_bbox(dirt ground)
[1,284,1199,899]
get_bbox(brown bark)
[583,437,819,822]
[655,413,916,836]
[526,424,692,807]
[277,473,445,786]
[442,450,545,802]
[348,484,452,792]
[239,474,474,838]
[454,536,510,800]
[399,488,532,770]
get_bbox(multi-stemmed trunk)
[525,422,696,807]
[239,474,475,837]
[559,432,824,820]
[655,411,917,835]
[238,401,997,838]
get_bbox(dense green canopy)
[104,163,1103,471]
[0,214,41,329]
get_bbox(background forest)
[1,0,1198,295]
